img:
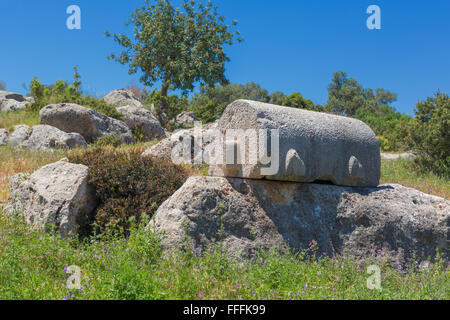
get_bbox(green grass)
[0,110,40,131]
[0,212,448,300]
[381,158,449,200]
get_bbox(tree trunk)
[159,83,169,126]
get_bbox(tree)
[408,91,450,177]
[72,65,82,92]
[326,71,365,116]
[282,92,315,110]
[106,0,242,124]
[0,80,5,91]
[190,82,245,122]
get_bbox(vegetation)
[408,92,449,178]
[68,147,188,236]
[0,80,5,91]
[0,211,448,300]
[189,82,320,123]
[0,146,68,203]
[26,77,123,120]
[106,0,242,123]
[381,158,449,200]
[0,110,40,131]
[143,89,189,122]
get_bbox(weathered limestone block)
[5,159,97,238]
[209,100,381,187]
[20,125,88,150]
[6,125,30,146]
[40,103,135,144]
[117,105,165,140]
[0,91,28,112]
[151,176,449,263]
[103,89,143,109]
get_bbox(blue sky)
[1,0,450,116]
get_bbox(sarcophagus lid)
[209,99,381,187]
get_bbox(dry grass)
[381,159,449,200]
[0,146,69,202]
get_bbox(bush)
[143,90,189,123]
[408,91,450,178]
[27,77,123,120]
[92,132,123,148]
[68,147,188,236]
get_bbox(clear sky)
[1,0,450,115]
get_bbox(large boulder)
[20,125,87,150]
[40,103,135,144]
[6,125,30,146]
[209,100,381,187]
[142,125,216,164]
[117,105,165,140]
[151,176,449,263]
[103,89,143,109]
[0,91,28,112]
[5,159,98,238]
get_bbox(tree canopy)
[408,91,450,177]
[106,0,242,123]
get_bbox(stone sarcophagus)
[208,100,381,187]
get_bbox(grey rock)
[39,103,135,144]
[173,112,197,127]
[117,105,165,140]
[142,126,216,164]
[7,125,30,146]
[151,176,449,263]
[0,91,28,112]
[103,89,143,109]
[0,128,8,146]
[8,173,29,190]
[20,125,88,150]
[209,100,381,187]
[5,159,98,238]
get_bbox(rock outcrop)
[117,105,165,140]
[0,91,30,112]
[103,89,143,109]
[151,176,449,263]
[40,103,135,144]
[5,159,97,238]
[209,100,381,187]
[142,125,216,164]
[21,125,87,150]
[6,125,30,146]
[170,112,197,128]
[0,125,87,150]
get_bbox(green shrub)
[68,147,188,236]
[408,91,450,178]
[143,90,189,123]
[27,77,123,120]
[132,126,147,143]
[92,132,123,148]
